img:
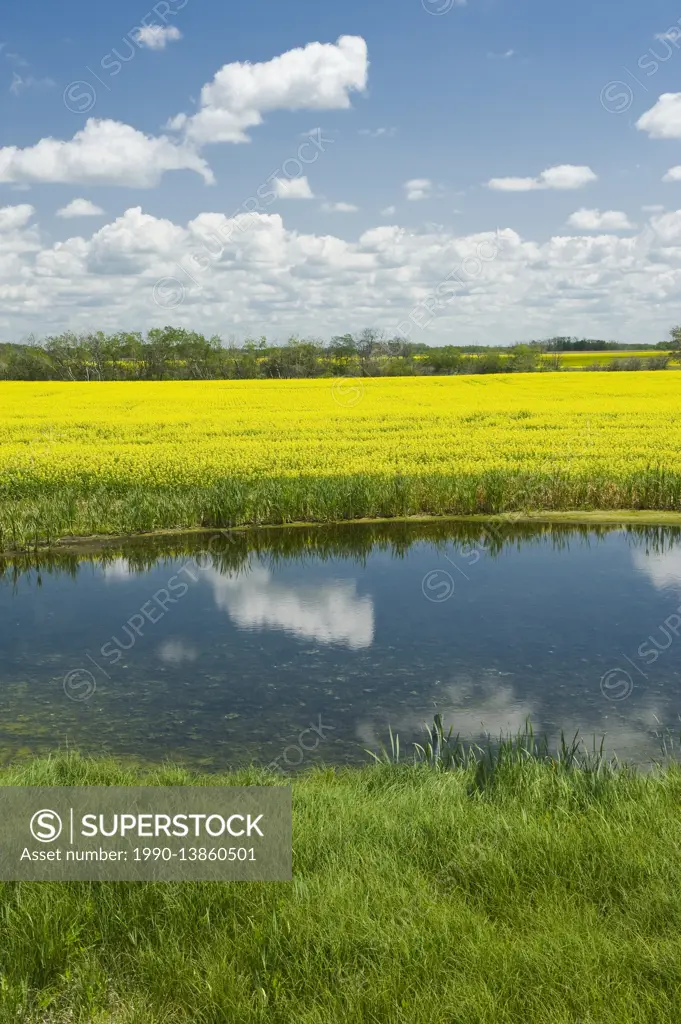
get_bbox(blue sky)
[3,0,681,344]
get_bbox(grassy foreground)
[2,749,681,1023]
[2,374,681,549]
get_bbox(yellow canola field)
[554,351,671,367]
[1,373,681,487]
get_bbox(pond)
[2,521,681,769]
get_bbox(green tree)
[44,332,90,380]
[0,340,52,380]
[423,346,463,374]
[669,325,681,357]
[327,334,358,375]
[507,344,540,373]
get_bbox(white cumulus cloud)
[7,204,681,347]
[0,37,368,190]
[404,178,432,200]
[567,208,634,231]
[56,198,105,218]
[637,93,681,138]
[0,203,34,231]
[487,164,598,191]
[136,25,182,50]
[170,35,368,145]
[0,118,213,187]
[321,201,358,212]
[274,176,314,199]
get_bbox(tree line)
[0,328,676,382]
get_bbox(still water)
[2,521,681,769]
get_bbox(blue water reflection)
[1,522,680,768]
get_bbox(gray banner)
[0,786,291,881]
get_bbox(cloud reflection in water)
[206,566,374,649]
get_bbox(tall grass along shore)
[2,373,681,551]
[1,735,681,1023]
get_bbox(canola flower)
[554,351,671,367]
[1,373,681,547]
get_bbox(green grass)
[5,468,681,552]
[2,739,681,1023]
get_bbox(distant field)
[410,350,674,367]
[2,373,681,549]
[553,351,672,367]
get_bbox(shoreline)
[3,508,681,557]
